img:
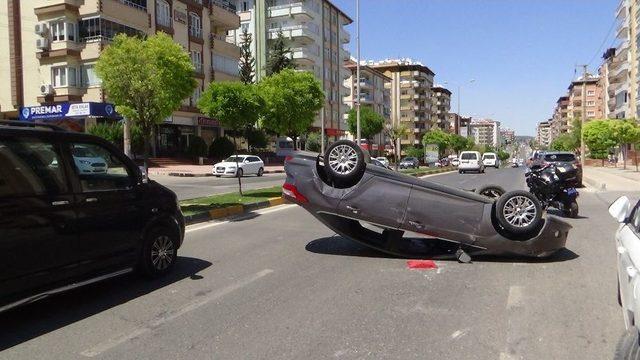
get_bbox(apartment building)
[613,0,638,118]
[431,85,451,131]
[1,0,241,157]
[448,113,471,137]
[567,74,603,128]
[367,59,435,148]
[500,128,515,145]
[598,47,620,118]
[469,118,500,148]
[536,121,551,147]
[342,60,390,149]
[231,0,352,140]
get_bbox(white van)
[458,151,484,174]
[482,152,499,168]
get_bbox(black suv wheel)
[140,226,178,277]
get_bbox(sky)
[332,0,619,136]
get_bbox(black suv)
[0,122,185,313]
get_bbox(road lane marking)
[185,204,297,233]
[80,269,274,357]
[501,285,526,360]
[506,285,525,309]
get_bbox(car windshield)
[225,156,246,162]
[461,153,477,160]
[483,154,495,159]
[72,147,99,158]
[545,153,575,162]
[402,157,415,161]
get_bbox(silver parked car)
[283,140,571,260]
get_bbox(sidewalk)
[582,166,640,191]
[147,164,285,177]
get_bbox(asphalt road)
[152,173,287,200]
[1,168,635,359]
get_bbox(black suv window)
[0,137,68,197]
[545,153,575,162]
[69,142,133,192]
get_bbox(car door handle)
[85,197,98,203]
[51,200,69,206]
[409,220,424,229]
[346,205,359,214]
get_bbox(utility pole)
[123,117,131,158]
[579,64,588,168]
[355,0,361,145]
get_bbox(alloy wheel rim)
[328,145,358,175]
[151,235,175,270]
[502,196,537,227]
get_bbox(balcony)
[35,0,81,16]
[355,78,373,89]
[267,2,319,19]
[611,60,630,79]
[78,0,149,30]
[341,48,351,61]
[617,19,629,40]
[210,0,240,30]
[268,24,319,41]
[617,0,627,20]
[289,46,320,64]
[210,33,241,58]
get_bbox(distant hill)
[515,136,534,142]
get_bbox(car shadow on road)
[0,256,211,351]
[306,236,579,264]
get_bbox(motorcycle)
[525,163,579,218]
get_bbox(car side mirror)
[609,196,631,223]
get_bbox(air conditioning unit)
[35,23,47,35]
[40,84,54,96]
[36,38,49,50]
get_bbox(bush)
[305,132,322,152]
[187,136,208,159]
[88,122,123,146]
[209,136,236,160]
[246,127,268,150]
[404,146,423,159]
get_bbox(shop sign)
[20,102,119,121]
[325,128,344,136]
[197,117,220,127]
[174,9,187,24]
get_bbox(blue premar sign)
[19,102,120,121]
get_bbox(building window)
[242,1,248,11]
[587,111,595,117]
[189,12,202,38]
[191,50,203,72]
[50,20,76,42]
[241,22,249,32]
[191,86,202,106]
[212,54,239,75]
[587,100,595,106]
[156,0,171,27]
[52,66,78,87]
[81,64,101,87]
[587,90,595,96]
[79,18,143,41]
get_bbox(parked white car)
[458,151,484,174]
[482,152,500,168]
[213,155,264,177]
[609,196,640,358]
[375,157,390,168]
[71,145,108,174]
[450,157,460,167]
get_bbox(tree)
[266,30,296,76]
[95,33,197,173]
[611,119,640,169]
[186,136,208,159]
[496,149,510,163]
[422,128,451,157]
[239,28,255,85]
[209,137,235,160]
[198,82,265,194]
[305,132,322,152]
[346,106,385,153]
[384,123,409,170]
[404,146,424,159]
[88,122,144,155]
[259,69,324,150]
[449,134,469,154]
[583,120,617,166]
[549,133,575,151]
[246,127,268,151]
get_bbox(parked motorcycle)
[525,163,579,218]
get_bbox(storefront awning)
[19,102,121,121]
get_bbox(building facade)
[469,118,500,148]
[431,86,451,131]
[231,0,352,140]
[1,0,241,157]
[500,128,515,145]
[614,0,639,118]
[536,121,551,147]
[368,59,435,148]
[342,60,390,149]
[567,75,603,128]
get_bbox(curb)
[183,197,287,225]
[166,170,285,177]
[407,168,455,177]
[582,174,605,191]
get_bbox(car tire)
[566,201,579,218]
[476,185,506,199]
[614,329,640,360]
[324,140,366,188]
[459,170,462,174]
[139,226,178,278]
[257,167,264,177]
[236,168,243,178]
[215,175,221,178]
[495,190,543,235]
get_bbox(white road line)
[506,285,525,309]
[185,204,297,233]
[80,269,274,357]
[501,285,526,360]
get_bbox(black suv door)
[0,135,78,303]
[64,141,144,270]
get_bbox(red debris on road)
[406,260,438,270]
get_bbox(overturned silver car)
[283,140,571,260]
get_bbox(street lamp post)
[444,79,474,136]
[355,0,361,145]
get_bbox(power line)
[587,15,618,67]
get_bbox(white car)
[213,155,264,177]
[609,196,640,358]
[375,157,390,168]
[482,152,500,168]
[458,151,484,174]
[71,146,108,174]
[450,157,460,167]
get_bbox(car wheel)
[495,190,542,235]
[139,226,178,277]
[476,185,506,199]
[324,140,366,187]
[257,167,264,177]
[215,175,221,178]
[459,170,463,174]
[236,168,243,178]
[614,329,640,360]
[566,201,579,218]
